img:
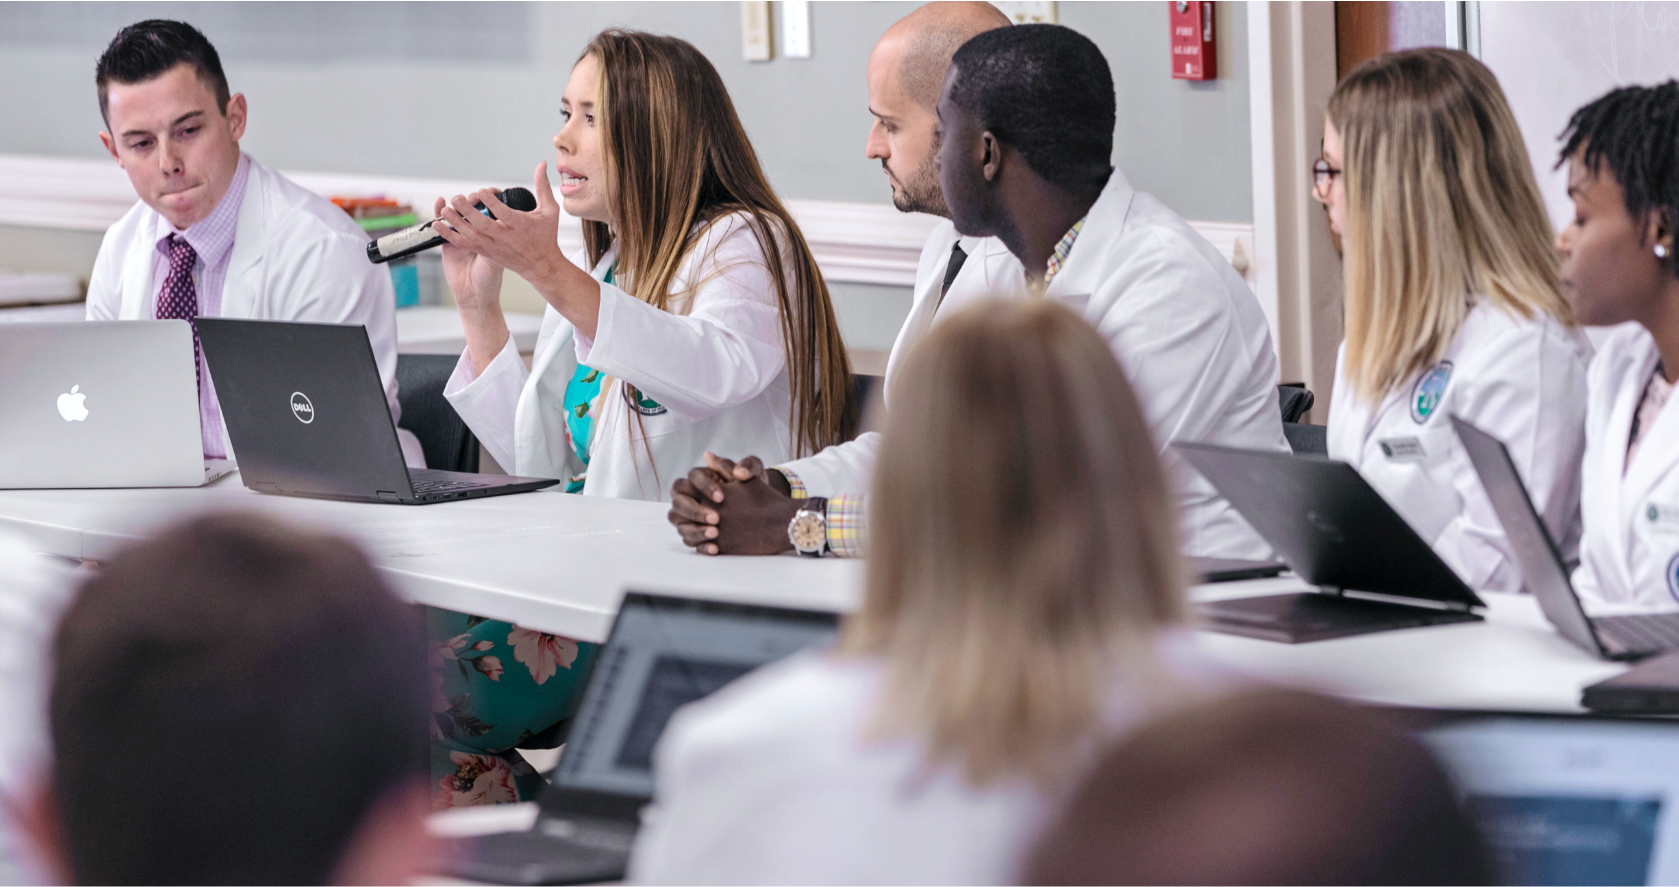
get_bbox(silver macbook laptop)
[0,321,232,489]
[1452,415,1679,660]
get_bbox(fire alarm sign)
[1169,0,1217,81]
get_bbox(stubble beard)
[887,150,947,218]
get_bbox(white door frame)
[1247,0,1343,422]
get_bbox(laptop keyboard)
[412,478,490,495]
[1601,613,1679,656]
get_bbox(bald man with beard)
[667,1,1013,555]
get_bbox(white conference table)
[0,476,862,644]
[0,476,1629,714]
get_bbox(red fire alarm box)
[1170,1,1217,81]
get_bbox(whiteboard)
[1479,2,1679,230]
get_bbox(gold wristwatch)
[787,497,828,557]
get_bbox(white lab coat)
[445,212,798,501]
[628,636,1223,886]
[86,156,422,466]
[1327,300,1591,593]
[1573,323,1679,609]
[785,169,1290,560]
[773,222,1006,496]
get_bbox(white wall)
[0,1,1256,351]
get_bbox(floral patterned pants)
[428,607,600,808]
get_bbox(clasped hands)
[668,453,802,556]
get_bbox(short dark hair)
[948,24,1115,189]
[1559,82,1679,263]
[1023,690,1492,885]
[51,513,428,885]
[95,19,231,127]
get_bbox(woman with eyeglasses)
[1314,48,1590,594]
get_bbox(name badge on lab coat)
[1646,501,1679,535]
[1379,437,1427,462]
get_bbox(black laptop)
[1176,442,1485,643]
[1453,415,1679,661]
[197,318,558,504]
[433,592,841,885]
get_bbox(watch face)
[790,512,826,552]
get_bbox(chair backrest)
[1284,422,1328,455]
[1277,384,1315,424]
[395,354,480,473]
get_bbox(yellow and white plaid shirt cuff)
[773,467,867,559]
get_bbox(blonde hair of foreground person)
[1329,47,1570,405]
[578,29,854,456]
[839,298,1190,786]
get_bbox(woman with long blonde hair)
[422,30,853,806]
[629,299,1211,884]
[1316,48,1590,593]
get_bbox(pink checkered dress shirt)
[149,153,251,459]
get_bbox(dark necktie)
[157,234,202,390]
[936,241,968,310]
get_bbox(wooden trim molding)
[0,153,1254,289]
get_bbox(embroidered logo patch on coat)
[1410,361,1454,424]
[623,385,667,416]
[1668,552,1679,604]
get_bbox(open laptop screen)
[552,593,839,801]
[1408,712,1679,885]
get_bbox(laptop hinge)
[377,491,401,503]
[1317,585,1345,597]
[1439,600,1473,613]
[256,482,280,493]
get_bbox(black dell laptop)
[432,592,841,885]
[197,318,558,504]
[1453,415,1679,661]
[1176,442,1486,643]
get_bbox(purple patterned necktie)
[158,233,201,390]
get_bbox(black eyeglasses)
[1311,159,1342,199]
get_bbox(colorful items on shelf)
[333,196,422,308]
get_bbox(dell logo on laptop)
[290,392,315,424]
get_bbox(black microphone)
[365,187,539,264]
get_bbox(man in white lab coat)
[670,16,1288,561]
[84,20,421,465]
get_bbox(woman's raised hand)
[433,162,571,289]
[436,197,507,317]
[434,162,603,339]
[436,194,513,376]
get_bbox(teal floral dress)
[430,267,622,809]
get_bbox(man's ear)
[980,130,1003,183]
[224,93,248,143]
[331,779,435,886]
[6,780,70,884]
[97,130,123,166]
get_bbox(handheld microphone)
[365,187,538,264]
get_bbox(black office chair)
[396,353,480,473]
[847,373,882,440]
[1277,384,1327,455]
[1277,383,1315,424]
[1283,421,1328,456]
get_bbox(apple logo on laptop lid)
[57,385,88,422]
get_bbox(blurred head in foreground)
[36,513,430,885]
[1023,688,1491,885]
[844,298,1188,787]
